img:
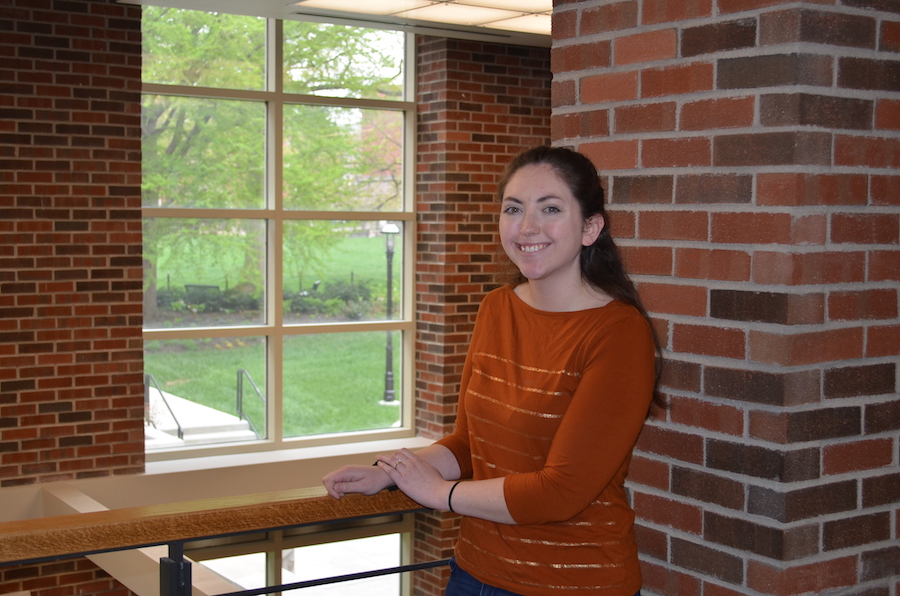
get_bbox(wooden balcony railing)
[0,486,422,565]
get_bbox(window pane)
[142,95,266,209]
[144,337,266,450]
[283,105,404,211]
[202,553,266,590]
[283,221,402,324]
[144,218,266,329]
[283,22,404,100]
[284,534,400,595]
[283,332,402,438]
[142,7,266,90]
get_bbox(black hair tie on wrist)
[448,481,462,513]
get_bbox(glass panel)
[284,535,400,596]
[142,7,266,90]
[283,332,402,438]
[143,218,266,329]
[283,105,404,211]
[283,21,404,100]
[283,220,402,324]
[201,553,267,590]
[144,337,266,450]
[142,95,266,209]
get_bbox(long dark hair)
[497,146,665,409]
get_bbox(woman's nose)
[520,211,539,235]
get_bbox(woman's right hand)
[322,464,393,499]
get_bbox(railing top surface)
[0,486,421,565]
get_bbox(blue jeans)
[444,558,641,596]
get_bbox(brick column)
[553,1,899,595]
[0,0,143,594]
[412,35,550,596]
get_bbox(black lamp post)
[381,223,400,404]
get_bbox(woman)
[323,146,659,596]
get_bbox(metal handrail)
[236,368,265,438]
[146,373,184,439]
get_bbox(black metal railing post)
[160,542,192,596]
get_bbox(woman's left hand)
[376,448,451,511]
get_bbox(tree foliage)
[141,7,405,321]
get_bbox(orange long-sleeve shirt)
[437,285,655,595]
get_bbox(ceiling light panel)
[292,0,432,14]
[485,13,551,34]
[457,0,550,13]
[396,3,522,25]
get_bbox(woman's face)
[499,163,603,285]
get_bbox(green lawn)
[145,331,401,439]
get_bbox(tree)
[141,7,405,323]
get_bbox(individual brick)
[710,289,824,325]
[748,480,858,523]
[612,175,673,204]
[705,366,820,407]
[875,97,900,130]
[614,102,676,134]
[839,57,900,92]
[671,537,743,584]
[861,546,900,582]
[706,439,820,482]
[749,407,862,444]
[643,137,711,167]
[668,394,744,436]
[871,175,900,205]
[579,1,638,36]
[747,556,859,595]
[831,213,900,244]
[642,0,712,24]
[705,511,819,560]
[761,9,876,49]
[828,289,898,321]
[757,172,868,206]
[672,466,745,509]
[865,398,900,434]
[824,363,896,398]
[675,248,751,282]
[635,424,704,465]
[675,174,751,204]
[835,134,900,168]
[615,29,677,66]
[761,93,873,130]
[641,62,715,98]
[862,472,900,507]
[680,96,755,131]
[714,131,831,166]
[682,18,756,58]
[718,54,832,89]
[823,438,894,475]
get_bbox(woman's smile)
[499,164,602,287]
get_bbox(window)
[141,7,415,455]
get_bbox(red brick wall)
[0,0,144,592]
[554,0,899,594]
[0,0,144,487]
[412,35,551,596]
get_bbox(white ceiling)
[119,0,552,47]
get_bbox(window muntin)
[142,7,412,455]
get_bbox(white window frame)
[142,16,418,462]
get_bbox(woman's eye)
[544,205,560,213]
